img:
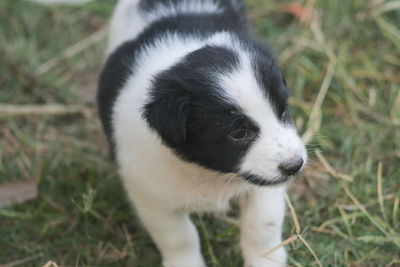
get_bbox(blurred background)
[0,0,399,266]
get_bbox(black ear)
[143,91,189,147]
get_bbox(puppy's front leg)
[240,186,287,267]
[134,199,206,267]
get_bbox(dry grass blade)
[315,149,353,182]
[311,227,339,236]
[377,162,387,222]
[390,89,400,124]
[297,235,322,267]
[344,186,400,248]
[314,212,364,231]
[261,235,298,257]
[386,259,400,267]
[285,193,323,266]
[356,235,398,244]
[0,253,43,267]
[119,224,135,263]
[372,0,400,16]
[0,104,92,117]
[36,28,107,76]
[302,58,336,144]
[301,6,339,144]
[215,214,239,225]
[375,16,400,50]
[339,193,396,211]
[356,105,399,126]
[285,193,301,234]
[393,195,399,227]
[392,196,400,226]
[98,242,128,262]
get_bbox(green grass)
[1,0,399,266]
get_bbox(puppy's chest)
[172,174,249,213]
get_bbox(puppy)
[97,0,307,266]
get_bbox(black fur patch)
[143,46,260,173]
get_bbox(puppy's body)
[101,0,249,212]
[97,0,307,266]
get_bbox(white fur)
[106,0,145,55]
[145,0,223,22]
[240,186,288,266]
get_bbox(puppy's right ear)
[143,88,189,148]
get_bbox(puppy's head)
[144,38,306,186]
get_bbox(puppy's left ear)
[143,90,189,147]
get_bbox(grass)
[0,0,399,266]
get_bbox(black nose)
[279,158,304,176]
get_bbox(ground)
[0,0,399,266]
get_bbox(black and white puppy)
[98,0,307,266]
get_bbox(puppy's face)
[144,44,307,186]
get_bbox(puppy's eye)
[229,127,258,142]
[229,129,248,140]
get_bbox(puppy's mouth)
[239,172,293,186]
